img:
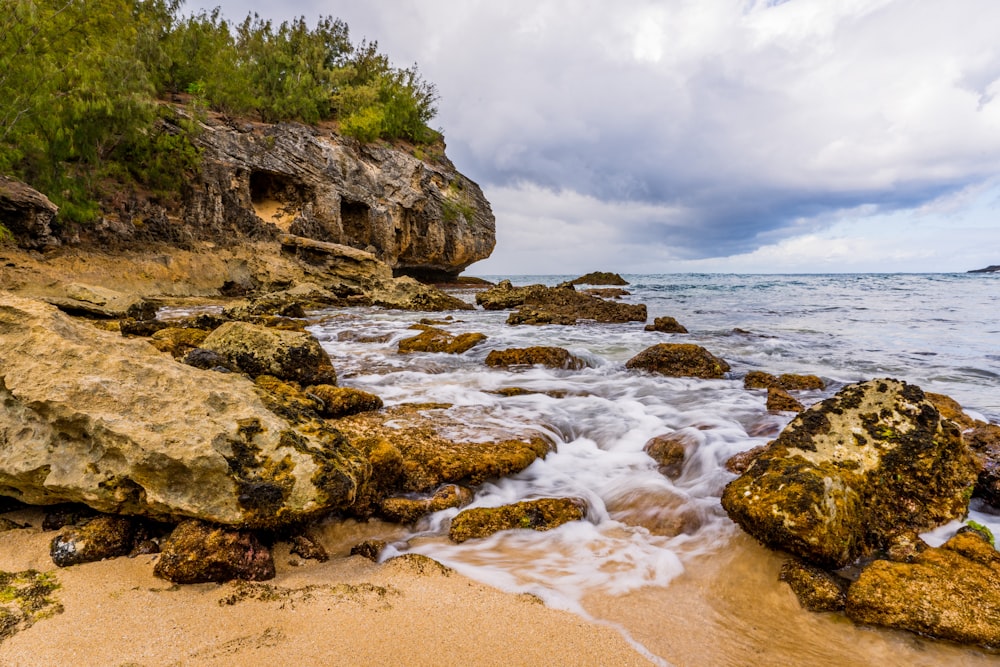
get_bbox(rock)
[476,281,646,325]
[625,343,730,379]
[149,327,209,357]
[484,346,586,370]
[40,283,156,320]
[721,379,978,569]
[199,320,337,385]
[276,236,394,288]
[223,281,359,320]
[119,317,171,337]
[845,528,1000,647]
[568,271,629,286]
[643,434,691,479]
[644,316,688,334]
[475,281,549,310]
[0,295,368,528]
[380,484,474,524]
[725,445,769,475]
[967,422,1000,507]
[308,385,383,418]
[968,265,1000,273]
[289,532,329,562]
[0,569,63,643]
[583,288,630,298]
[743,371,825,391]
[368,276,474,312]
[153,520,275,584]
[779,559,848,612]
[766,387,804,413]
[350,540,387,562]
[397,326,487,354]
[0,176,59,248]
[181,347,233,371]
[50,515,137,567]
[448,498,587,543]
[925,392,977,430]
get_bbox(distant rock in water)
[568,271,629,286]
[968,265,1000,273]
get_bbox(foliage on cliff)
[0,0,439,229]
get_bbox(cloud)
[205,0,1000,271]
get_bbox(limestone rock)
[643,433,691,479]
[645,316,688,334]
[276,235,393,287]
[50,515,137,567]
[568,272,629,286]
[766,387,804,413]
[199,320,337,385]
[744,371,825,391]
[368,275,473,312]
[625,343,730,379]
[449,498,587,543]
[380,484,474,524]
[0,294,368,528]
[484,346,586,370]
[845,528,1000,647]
[154,520,275,584]
[308,385,384,418]
[397,326,486,354]
[780,559,848,613]
[721,379,978,568]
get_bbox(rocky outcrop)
[645,316,688,334]
[485,346,586,370]
[625,343,730,379]
[744,371,825,391]
[968,265,1000,273]
[185,112,495,280]
[568,272,629,286]
[476,280,646,325]
[448,498,586,543]
[0,177,59,249]
[721,379,978,569]
[397,326,487,354]
[0,294,368,528]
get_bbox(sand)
[0,511,653,667]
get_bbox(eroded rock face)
[625,343,730,379]
[484,346,586,370]
[0,294,368,528]
[448,498,586,543]
[845,529,1000,648]
[721,379,978,568]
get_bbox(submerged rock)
[721,378,978,569]
[448,498,587,543]
[154,520,275,584]
[484,346,586,370]
[625,343,730,379]
[766,387,804,413]
[380,484,474,524]
[644,316,688,334]
[397,326,487,354]
[743,371,825,391]
[643,433,692,479]
[199,320,337,385]
[845,528,1000,647]
[50,515,137,567]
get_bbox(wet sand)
[0,511,652,667]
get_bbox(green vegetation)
[967,520,996,547]
[0,1,440,230]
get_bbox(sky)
[197,1,1000,274]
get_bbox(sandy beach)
[0,509,652,666]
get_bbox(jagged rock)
[50,515,137,567]
[625,343,730,379]
[276,235,393,286]
[780,559,848,612]
[149,327,209,357]
[189,112,495,280]
[350,540,387,562]
[583,288,630,298]
[199,320,337,385]
[0,176,59,248]
[644,316,688,334]
[744,371,825,391]
[766,387,804,412]
[721,379,978,569]
[0,294,368,528]
[925,392,978,430]
[368,275,473,312]
[845,528,1000,647]
[289,531,329,562]
[476,280,645,325]
[153,520,275,584]
[568,271,629,286]
[308,385,384,418]
[725,445,768,475]
[967,422,1000,507]
[484,346,586,370]
[448,498,587,543]
[397,326,486,354]
[379,484,474,524]
[40,283,156,320]
[643,434,692,479]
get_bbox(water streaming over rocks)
[308,273,1000,666]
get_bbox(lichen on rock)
[448,498,587,543]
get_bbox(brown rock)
[449,498,586,543]
[926,392,978,430]
[725,444,768,474]
[744,371,824,391]
[200,320,337,385]
[967,422,1000,507]
[568,271,629,286]
[766,387,804,413]
[380,484,474,524]
[350,540,387,562]
[290,532,329,562]
[50,515,137,567]
[780,559,848,612]
[309,385,384,418]
[397,326,487,354]
[643,434,691,479]
[149,327,210,357]
[625,343,730,379]
[644,316,688,334]
[484,346,586,370]
[154,520,275,584]
[476,281,646,325]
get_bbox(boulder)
[845,528,1000,647]
[448,498,587,543]
[484,346,586,370]
[153,520,275,584]
[379,484,474,524]
[308,385,384,418]
[397,326,487,354]
[368,275,474,312]
[0,294,368,528]
[277,235,394,286]
[766,387,804,413]
[645,316,688,334]
[476,280,646,325]
[779,559,848,613]
[40,283,156,320]
[643,433,692,479]
[721,379,978,568]
[199,320,337,385]
[743,371,825,391]
[625,343,730,379]
[567,271,629,286]
[50,515,137,567]
[0,176,59,248]
[967,422,1000,507]
[475,281,549,310]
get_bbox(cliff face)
[184,112,495,280]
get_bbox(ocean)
[309,273,1000,666]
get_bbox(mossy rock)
[484,346,586,370]
[644,316,688,334]
[567,271,629,286]
[153,520,275,584]
[0,569,62,642]
[766,387,804,413]
[397,327,487,354]
[448,498,586,543]
[309,385,384,418]
[50,515,137,567]
[625,343,730,379]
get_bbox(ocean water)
[309,273,1000,666]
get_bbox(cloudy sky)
[198,1,1000,274]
